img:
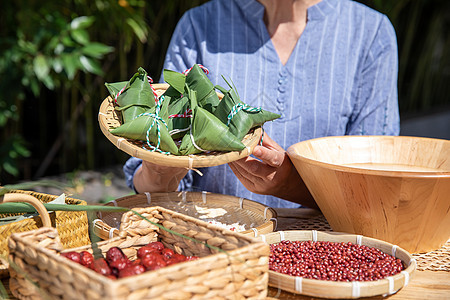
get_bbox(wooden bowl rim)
[287,135,450,178]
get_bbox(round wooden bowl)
[93,191,277,239]
[262,230,416,299]
[98,83,262,168]
[287,136,450,253]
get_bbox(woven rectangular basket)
[0,190,90,278]
[8,206,269,300]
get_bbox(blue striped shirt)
[124,0,399,208]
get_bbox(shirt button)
[278,85,286,93]
[279,69,288,77]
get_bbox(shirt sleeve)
[347,15,400,136]
[123,157,142,192]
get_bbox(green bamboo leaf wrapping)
[166,95,191,140]
[163,69,186,94]
[110,97,179,155]
[178,87,245,155]
[110,67,156,123]
[185,64,220,113]
[105,81,128,98]
[214,80,280,140]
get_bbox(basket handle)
[0,193,52,227]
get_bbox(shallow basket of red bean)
[7,206,269,300]
[261,230,416,299]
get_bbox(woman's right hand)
[133,160,188,193]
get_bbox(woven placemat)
[283,214,449,272]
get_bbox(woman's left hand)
[228,133,318,209]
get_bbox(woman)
[124,0,399,209]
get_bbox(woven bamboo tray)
[93,191,277,240]
[8,206,269,300]
[261,230,416,299]
[98,83,263,168]
[0,190,90,278]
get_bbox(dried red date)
[161,248,175,260]
[106,247,126,263]
[150,256,167,271]
[147,241,164,252]
[109,257,130,276]
[61,241,194,278]
[118,264,146,278]
[141,253,166,270]
[137,245,160,259]
[92,258,112,276]
[80,251,94,268]
[185,256,199,261]
[172,253,187,262]
[61,251,82,264]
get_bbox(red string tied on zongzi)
[182,65,209,75]
[147,75,159,100]
[168,108,193,119]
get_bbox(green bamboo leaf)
[61,54,79,80]
[0,181,70,196]
[81,43,114,58]
[70,16,95,30]
[109,67,156,123]
[33,54,50,81]
[126,18,148,43]
[70,29,90,45]
[163,69,186,93]
[79,56,102,75]
[0,202,128,214]
[0,280,7,300]
[2,161,18,177]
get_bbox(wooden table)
[2,208,449,299]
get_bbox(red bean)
[269,240,404,282]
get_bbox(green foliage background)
[0,0,449,184]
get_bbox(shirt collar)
[307,0,338,21]
[234,0,338,21]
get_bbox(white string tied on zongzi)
[136,96,170,155]
[259,127,265,145]
[189,128,208,153]
[226,103,262,126]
